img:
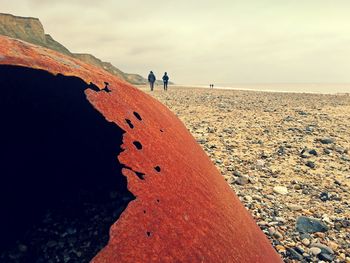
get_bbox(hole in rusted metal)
[146,232,151,237]
[125,119,134,129]
[0,65,135,263]
[102,81,111,92]
[154,166,161,172]
[133,141,143,150]
[135,171,145,180]
[133,111,142,121]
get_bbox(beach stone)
[301,238,310,246]
[327,241,338,251]
[284,116,293,122]
[252,195,262,201]
[305,161,315,169]
[273,231,283,239]
[319,138,335,144]
[308,149,318,156]
[227,177,236,184]
[310,243,334,254]
[318,253,335,262]
[305,125,314,132]
[314,232,326,238]
[233,170,241,177]
[273,186,288,195]
[341,155,350,161]
[287,248,303,260]
[319,192,329,202]
[207,127,215,133]
[296,216,329,233]
[300,233,311,240]
[277,146,286,155]
[294,184,302,190]
[309,247,321,255]
[244,195,253,202]
[235,176,249,185]
[334,146,346,154]
[275,245,286,253]
[323,148,332,154]
[339,253,346,260]
[288,204,303,211]
[334,179,342,185]
[274,217,286,223]
[256,159,265,168]
[294,246,304,255]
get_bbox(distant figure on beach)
[162,72,169,91]
[210,84,214,89]
[148,71,156,91]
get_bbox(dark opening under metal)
[0,65,135,263]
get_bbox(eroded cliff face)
[0,14,45,44]
[0,13,147,84]
[0,13,71,55]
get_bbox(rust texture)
[0,35,282,262]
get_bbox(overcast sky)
[2,0,350,84]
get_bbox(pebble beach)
[141,85,350,262]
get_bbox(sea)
[179,83,350,95]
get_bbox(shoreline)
[139,84,350,95]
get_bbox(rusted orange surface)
[0,35,281,262]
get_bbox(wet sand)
[139,85,350,262]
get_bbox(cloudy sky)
[2,0,350,85]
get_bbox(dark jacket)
[148,73,156,83]
[162,74,169,82]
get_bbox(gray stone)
[334,146,346,154]
[305,126,314,133]
[277,146,286,155]
[296,216,329,233]
[319,192,329,202]
[233,170,241,177]
[318,253,335,262]
[235,177,249,185]
[323,148,332,154]
[300,233,311,240]
[305,161,315,169]
[308,149,318,156]
[310,243,334,254]
[341,155,350,162]
[319,138,335,144]
[287,248,303,260]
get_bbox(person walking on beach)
[162,72,169,91]
[148,71,156,91]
